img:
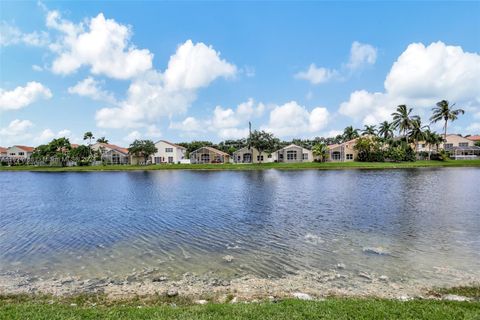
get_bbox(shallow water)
[1,168,479,287]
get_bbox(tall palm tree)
[343,126,359,142]
[378,121,394,140]
[423,129,444,160]
[362,125,377,136]
[408,117,428,153]
[312,143,329,162]
[391,105,418,144]
[83,131,95,158]
[96,137,109,143]
[430,100,465,142]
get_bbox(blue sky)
[1,1,479,147]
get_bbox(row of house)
[1,134,479,165]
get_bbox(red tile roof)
[0,147,7,153]
[100,143,129,154]
[467,135,480,141]
[14,145,35,152]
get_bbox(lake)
[1,168,479,292]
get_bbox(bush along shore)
[1,160,480,172]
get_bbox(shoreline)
[1,160,480,172]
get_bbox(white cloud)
[34,128,73,144]
[263,101,329,137]
[145,125,162,139]
[0,82,52,110]
[294,64,337,84]
[164,40,236,91]
[0,22,49,47]
[47,11,153,79]
[123,130,141,142]
[295,41,377,85]
[346,41,377,70]
[169,99,264,139]
[466,122,480,133]
[0,119,33,136]
[339,42,480,125]
[32,65,44,71]
[68,77,116,104]
[96,40,237,129]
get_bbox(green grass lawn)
[1,160,480,172]
[1,297,479,320]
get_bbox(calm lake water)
[1,168,479,287]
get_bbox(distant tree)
[430,100,465,142]
[49,137,72,166]
[354,136,384,162]
[343,126,360,141]
[392,105,418,144]
[69,145,91,165]
[248,130,276,163]
[128,139,158,165]
[83,132,95,145]
[178,141,213,156]
[312,143,329,162]
[475,141,480,148]
[96,137,109,143]
[378,121,394,140]
[362,125,377,136]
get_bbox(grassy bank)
[1,160,480,172]
[1,295,479,320]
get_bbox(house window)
[165,148,173,152]
[154,157,161,164]
[168,157,174,163]
[237,156,241,161]
[279,153,284,160]
[346,154,353,160]
[445,143,453,149]
[332,151,341,160]
[268,154,272,158]
[286,150,297,160]
[10,153,15,156]
[421,144,426,148]
[18,152,25,156]
[200,154,210,162]
[257,155,264,161]
[459,142,469,147]
[302,153,308,160]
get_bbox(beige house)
[233,146,273,163]
[151,140,187,164]
[272,144,313,163]
[327,139,358,162]
[417,134,480,159]
[91,142,130,164]
[190,146,230,164]
[6,145,34,160]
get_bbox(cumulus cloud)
[294,64,337,84]
[169,99,264,139]
[34,128,73,144]
[263,101,329,137]
[164,40,236,91]
[68,77,116,104]
[346,41,377,70]
[339,42,480,125]
[0,22,49,47]
[96,40,237,128]
[295,41,377,85]
[123,130,141,142]
[0,119,34,146]
[47,11,153,79]
[0,82,52,110]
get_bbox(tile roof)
[467,135,480,141]
[156,140,187,149]
[98,143,129,154]
[0,147,7,153]
[194,146,229,156]
[13,145,35,152]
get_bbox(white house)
[6,145,34,160]
[151,140,187,164]
[272,144,313,163]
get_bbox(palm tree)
[96,137,109,143]
[362,125,377,136]
[408,117,428,153]
[391,105,418,144]
[423,129,444,160]
[83,131,95,146]
[343,126,359,142]
[378,121,394,140]
[312,143,329,162]
[430,100,465,142]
